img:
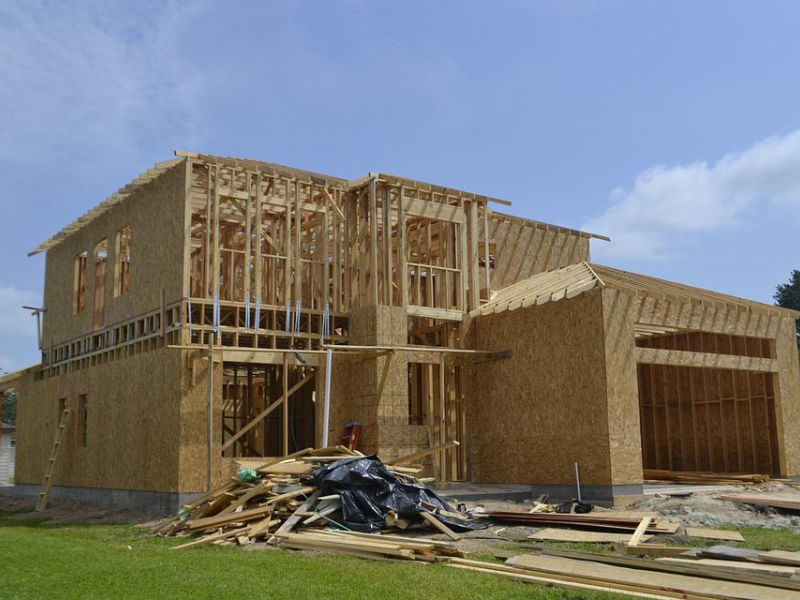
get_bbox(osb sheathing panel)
[177,352,227,492]
[469,288,614,486]
[489,218,589,292]
[600,289,644,485]
[774,317,800,476]
[41,163,186,346]
[16,348,182,492]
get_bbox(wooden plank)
[449,561,675,600]
[419,511,460,541]
[376,350,394,403]
[538,548,800,592]
[531,529,653,544]
[389,440,460,466]
[507,554,800,600]
[268,490,320,544]
[659,557,800,575]
[685,528,745,542]
[628,517,652,547]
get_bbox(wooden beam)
[376,350,395,403]
[635,347,778,372]
[389,440,460,466]
[221,371,313,452]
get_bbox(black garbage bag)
[313,455,489,533]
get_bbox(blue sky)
[1,1,799,371]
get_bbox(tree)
[1,392,16,426]
[775,269,800,353]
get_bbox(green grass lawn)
[0,512,623,600]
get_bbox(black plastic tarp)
[312,455,489,533]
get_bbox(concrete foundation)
[0,484,202,515]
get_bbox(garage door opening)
[637,363,780,476]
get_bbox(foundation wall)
[469,289,617,489]
[16,348,184,493]
[41,164,186,346]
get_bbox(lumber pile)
[449,547,800,599]
[486,510,680,534]
[153,445,474,558]
[716,492,800,512]
[643,469,770,485]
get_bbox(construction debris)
[153,446,483,558]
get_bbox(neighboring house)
[4,151,800,512]
[0,422,15,484]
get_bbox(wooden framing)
[17,150,800,499]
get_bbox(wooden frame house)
[9,151,800,511]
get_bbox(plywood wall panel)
[41,163,186,347]
[16,348,183,492]
[469,289,616,486]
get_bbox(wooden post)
[181,157,193,344]
[398,185,408,308]
[482,204,490,301]
[439,354,447,481]
[469,200,480,310]
[383,186,392,304]
[282,352,289,456]
[207,332,214,491]
[255,171,263,332]
[322,348,332,447]
[369,178,379,305]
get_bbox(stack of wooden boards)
[643,469,771,485]
[153,445,465,554]
[717,492,800,512]
[451,547,800,599]
[486,510,680,535]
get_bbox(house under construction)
[6,151,800,511]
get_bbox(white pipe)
[322,348,333,447]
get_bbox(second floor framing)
[30,151,606,374]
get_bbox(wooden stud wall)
[637,364,780,475]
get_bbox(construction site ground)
[3,481,800,599]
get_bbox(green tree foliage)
[1,393,16,426]
[775,269,800,352]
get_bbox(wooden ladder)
[35,407,71,511]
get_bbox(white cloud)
[583,130,800,260]
[0,287,40,373]
[0,1,205,168]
